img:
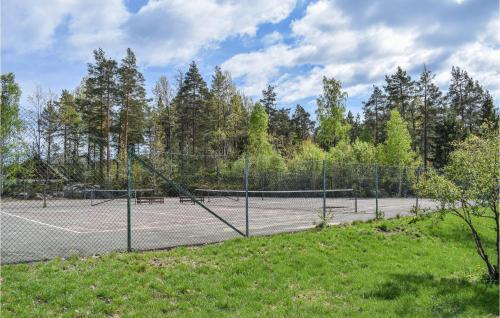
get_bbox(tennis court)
[1,191,439,263]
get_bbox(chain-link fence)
[1,150,440,264]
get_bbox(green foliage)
[418,132,499,282]
[4,51,497,195]
[326,137,378,165]
[352,139,378,164]
[448,66,485,137]
[1,73,24,192]
[58,90,82,164]
[382,109,417,166]
[384,66,414,121]
[289,139,325,172]
[479,92,499,133]
[225,94,247,154]
[227,102,284,174]
[209,66,240,156]
[415,66,442,170]
[259,85,294,153]
[292,139,326,161]
[315,77,350,149]
[290,104,314,142]
[248,102,273,156]
[118,48,147,148]
[362,85,388,144]
[40,98,59,162]
[327,140,354,164]
[0,73,22,145]
[174,61,210,154]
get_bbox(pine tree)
[447,66,485,136]
[384,67,418,146]
[174,61,209,154]
[433,110,461,170]
[58,90,82,165]
[479,92,499,132]
[271,107,292,154]
[145,97,166,174]
[448,66,468,127]
[226,93,248,158]
[83,48,118,179]
[384,67,414,120]
[315,77,350,149]
[415,66,442,170]
[117,48,147,155]
[40,98,59,164]
[260,84,277,127]
[209,67,236,156]
[362,85,388,144]
[346,111,363,143]
[259,84,292,151]
[152,76,174,153]
[291,104,314,142]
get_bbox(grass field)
[1,213,498,317]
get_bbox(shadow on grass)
[407,214,497,249]
[366,273,499,317]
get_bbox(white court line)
[1,211,83,234]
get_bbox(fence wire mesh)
[1,150,440,264]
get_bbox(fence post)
[322,160,326,219]
[375,164,379,219]
[127,145,132,252]
[415,166,420,210]
[245,156,249,237]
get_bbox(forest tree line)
[1,48,498,187]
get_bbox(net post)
[245,156,249,237]
[127,145,132,252]
[375,164,379,219]
[354,189,358,213]
[322,160,326,219]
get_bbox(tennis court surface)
[1,193,439,263]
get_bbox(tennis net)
[87,189,155,206]
[194,188,357,213]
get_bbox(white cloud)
[2,0,297,65]
[65,0,129,59]
[435,16,500,101]
[2,0,76,52]
[262,31,284,46]
[126,0,296,65]
[291,0,349,36]
[2,0,129,59]
[222,44,308,95]
[222,0,443,103]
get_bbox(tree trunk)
[106,82,112,181]
[63,126,68,165]
[374,98,379,145]
[462,212,498,282]
[423,87,428,171]
[123,95,130,177]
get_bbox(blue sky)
[2,0,499,117]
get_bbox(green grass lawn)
[2,213,498,317]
